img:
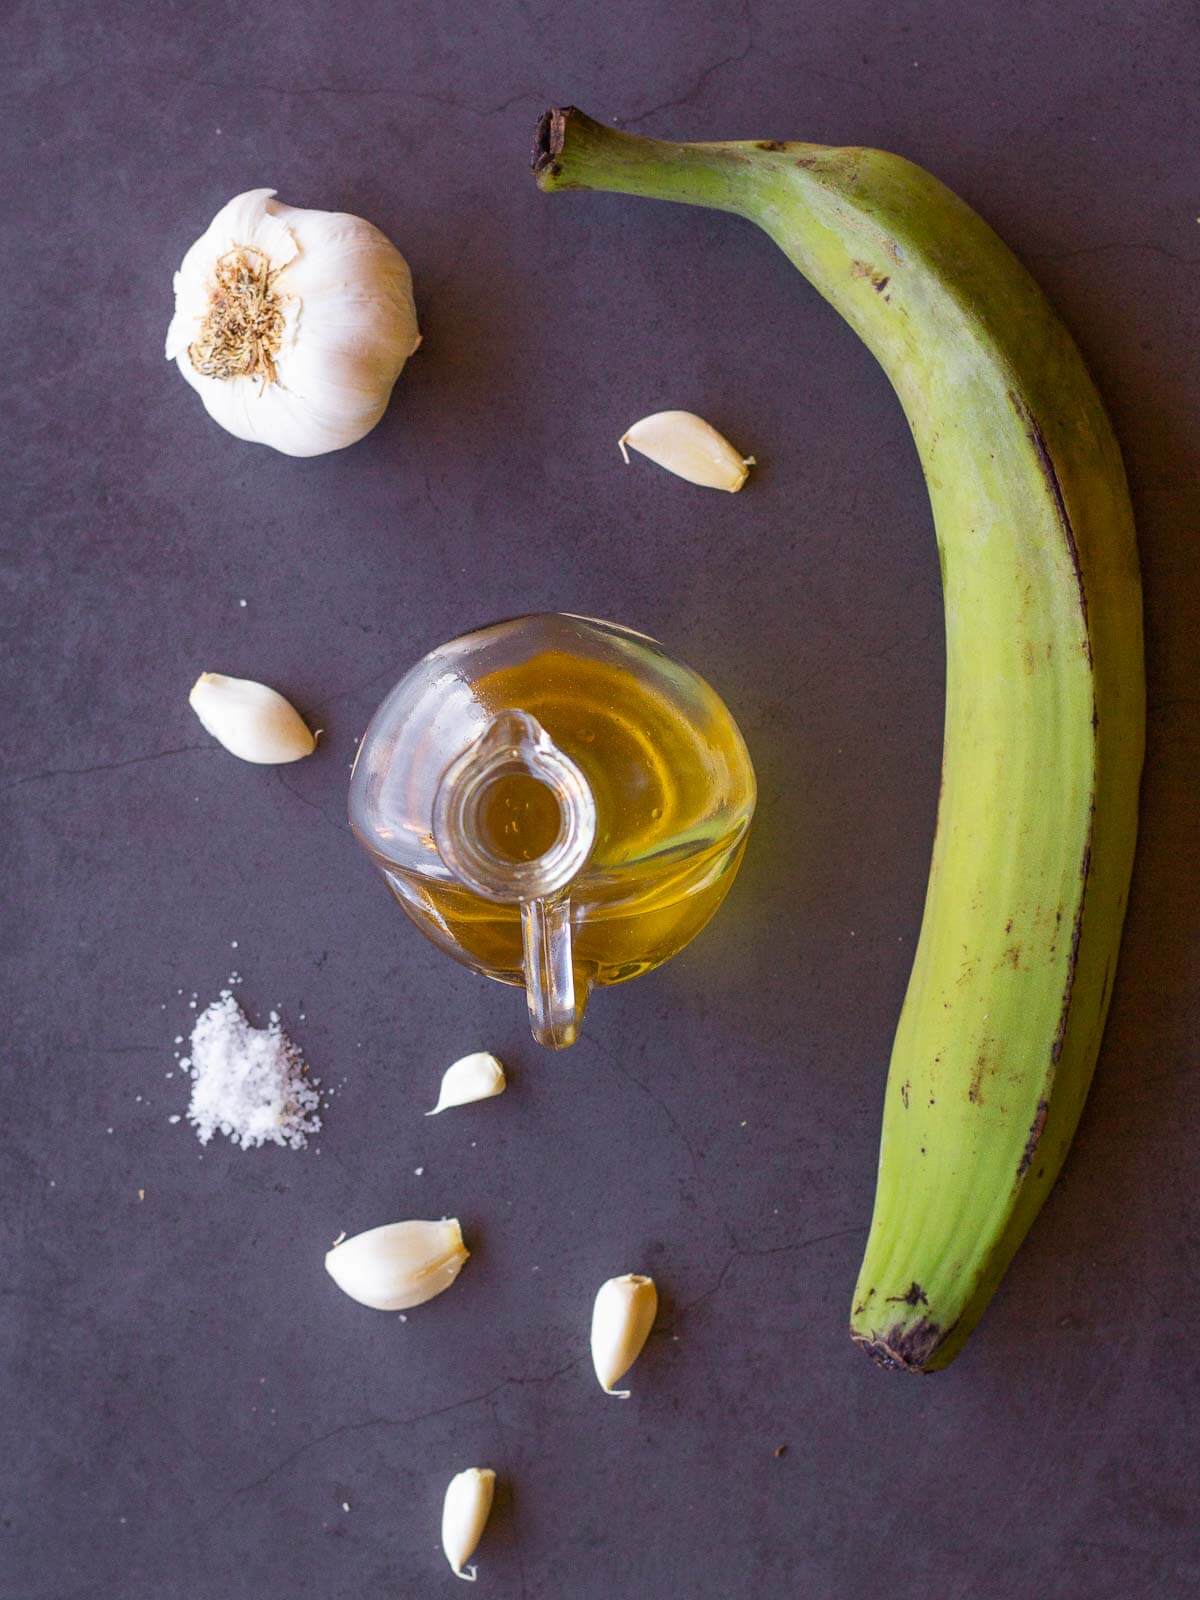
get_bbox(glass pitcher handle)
[521,895,590,1050]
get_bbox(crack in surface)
[1,743,214,794]
[619,0,755,126]
[211,1358,581,1520]
[274,768,346,834]
[323,661,401,706]
[580,1033,738,1249]
[656,1225,867,1331]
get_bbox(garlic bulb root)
[166,189,421,456]
[188,245,286,386]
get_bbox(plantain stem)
[532,106,776,217]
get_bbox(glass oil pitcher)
[348,614,755,1049]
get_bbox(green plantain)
[532,108,1143,1371]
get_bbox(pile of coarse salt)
[181,988,321,1150]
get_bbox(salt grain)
[182,989,321,1151]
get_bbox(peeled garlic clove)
[441,1466,496,1581]
[427,1052,506,1115]
[618,410,753,492]
[324,1219,469,1311]
[590,1272,658,1397]
[189,672,316,764]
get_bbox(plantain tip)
[851,1318,946,1374]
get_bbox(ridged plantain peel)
[532,108,1143,1371]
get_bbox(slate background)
[3,2,1198,1596]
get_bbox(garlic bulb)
[189,672,315,764]
[441,1467,496,1581]
[618,410,754,491]
[427,1052,507,1115]
[590,1273,658,1397]
[324,1218,468,1311]
[165,189,421,456]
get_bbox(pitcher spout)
[432,709,597,1049]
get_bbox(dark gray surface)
[3,2,1198,1596]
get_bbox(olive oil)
[395,645,755,985]
[349,613,756,1046]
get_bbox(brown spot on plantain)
[968,1057,986,1103]
[850,259,891,292]
[968,1037,997,1104]
[756,139,787,151]
[1007,389,1090,660]
[1018,1098,1050,1177]
[852,1317,947,1373]
[1050,844,1091,1064]
[886,1282,929,1307]
[1023,639,1037,674]
[900,1079,911,1109]
[1000,945,1022,970]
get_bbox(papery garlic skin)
[619,410,753,491]
[427,1053,506,1115]
[324,1219,468,1311]
[590,1273,658,1397]
[166,189,421,457]
[441,1467,496,1581]
[189,672,316,764]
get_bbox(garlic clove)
[590,1273,658,1397]
[441,1466,497,1581]
[324,1219,469,1312]
[189,672,316,764]
[427,1052,507,1116]
[618,410,754,492]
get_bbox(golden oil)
[394,645,755,987]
